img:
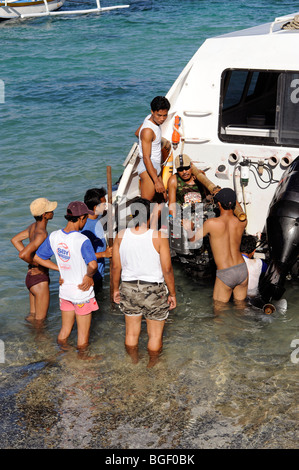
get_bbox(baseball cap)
[175,154,191,169]
[66,201,94,217]
[214,188,236,207]
[30,198,57,217]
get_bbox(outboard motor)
[260,157,299,301]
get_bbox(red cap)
[66,201,94,217]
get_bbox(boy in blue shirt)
[82,188,112,296]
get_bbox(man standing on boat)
[184,188,248,304]
[112,197,176,367]
[135,96,171,202]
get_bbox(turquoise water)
[1,0,298,450]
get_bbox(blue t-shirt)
[81,218,106,280]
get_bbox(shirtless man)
[11,198,57,324]
[184,188,248,303]
[135,96,171,202]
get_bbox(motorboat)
[0,0,129,19]
[114,12,299,299]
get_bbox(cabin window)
[219,69,299,147]
[276,73,299,145]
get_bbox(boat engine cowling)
[259,157,299,301]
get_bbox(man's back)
[204,212,246,270]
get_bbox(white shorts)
[137,159,161,176]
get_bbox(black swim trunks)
[25,270,50,290]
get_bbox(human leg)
[213,276,233,303]
[124,314,142,348]
[146,318,165,353]
[29,281,50,322]
[75,313,92,350]
[26,291,36,322]
[58,309,76,346]
[233,277,248,301]
[139,171,156,201]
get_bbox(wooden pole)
[107,166,114,302]
[191,165,246,222]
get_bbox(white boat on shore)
[114,12,299,301]
[0,0,129,19]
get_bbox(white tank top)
[242,255,263,297]
[139,114,162,165]
[119,228,164,283]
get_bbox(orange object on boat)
[172,115,181,148]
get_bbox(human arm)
[95,246,113,259]
[33,255,59,271]
[111,233,122,304]
[78,239,98,291]
[158,233,176,310]
[32,236,59,271]
[78,260,98,291]
[135,123,142,138]
[167,175,178,217]
[11,227,30,253]
[182,218,209,243]
[19,231,48,265]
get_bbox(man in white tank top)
[135,96,171,202]
[112,198,176,366]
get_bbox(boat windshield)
[219,69,299,147]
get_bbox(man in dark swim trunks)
[184,188,248,303]
[11,198,57,324]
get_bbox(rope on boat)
[282,15,299,29]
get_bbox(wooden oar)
[107,166,114,302]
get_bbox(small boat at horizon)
[0,0,129,20]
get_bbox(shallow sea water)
[0,0,298,450]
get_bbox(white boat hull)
[0,0,64,18]
[116,12,299,242]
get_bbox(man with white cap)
[11,197,57,325]
[34,201,98,355]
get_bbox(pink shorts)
[59,298,99,316]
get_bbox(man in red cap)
[184,188,248,304]
[11,197,57,325]
[33,201,98,356]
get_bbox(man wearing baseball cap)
[34,201,98,356]
[167,154,207,218]
[11,197,57,325]
[184,188,248,304]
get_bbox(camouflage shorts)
[119,281,169,321]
